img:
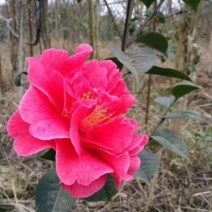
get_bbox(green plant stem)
[151,103,174,134]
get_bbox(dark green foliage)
[35,170,75,212]
[136,150,159,183]
[147,66,192,81]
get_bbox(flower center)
[80,105,112,131]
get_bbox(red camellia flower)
[7,44,149,198]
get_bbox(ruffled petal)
[28,49,68,89]
[60,44,93,77]
[100,151,132,188]
[85,117,134,154]
[14,135,55,156]
[7,110,29,137]
[7,110,55,156]
[19,86,70,140]
[129,135,149,156]
[70,101,95,154]
[56,139,113,185]
[62,175,107,198]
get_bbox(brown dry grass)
[0,39,212,212]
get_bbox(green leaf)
[84,175,118,202]
[110,45,157,88]
[154,96,175,108]
[140,0,156,8]
[35,170,75,212]
[40,148,56,161]
[14,71,27,87]
[183,0,201,10]
[136,32,168,54]
[146,66,192,81]
[151,129,189,160]
[164,110,202,119]
[172,81,201,99]
[155,11,166,24]
[136,150,159,184]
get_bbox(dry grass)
[0,40,212,212]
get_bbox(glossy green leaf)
[40,148,56,161]
[172,82,201,99]
[85,175,118,202]
[151,129,189,160]
[136,32,168,54]
[146,66,192,81]
[164,111,202,119]
[110,45,157,88]
[183,0,201,10]
[136,150,159,184]
[35,170,75,212]
[154,96,175,108]
[140,0,156,8]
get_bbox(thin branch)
[0,15,19,38]
[121,0,135,51]
[103,0,122,40]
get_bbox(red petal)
[85,117,134,154]
[129,135,149,156]
[70,102,95,154]
[28,49,68,89]
[14,135,55,156]
[7,111,55,156]
[7,110,29,137]
[20,87,69,140]
[127,156,141,175]
[62,175,107,198]
[56,139,113,185]
[61,44,93,77]
[100,151,131,188]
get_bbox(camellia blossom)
[7,44,149,198]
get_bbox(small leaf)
[151,129,189,160]
[136,150,159,183]
[35,170,75,212]
[84,175,118,202]
[140,0,156,8]
[146,66,192,81]
[40,148,56,161]
[110,45,157,89]
[14,71,27,87]
[155,11,166,24]
[154,96,175,108]
[164,111,202,119]
[183,0,201,10]
[172,81,201,99]
[136,32,168,54]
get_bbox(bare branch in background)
[103,0,122,40]
[0,15,19,38]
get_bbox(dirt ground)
[0,40,211,212]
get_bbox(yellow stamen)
[80,106,112,131]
